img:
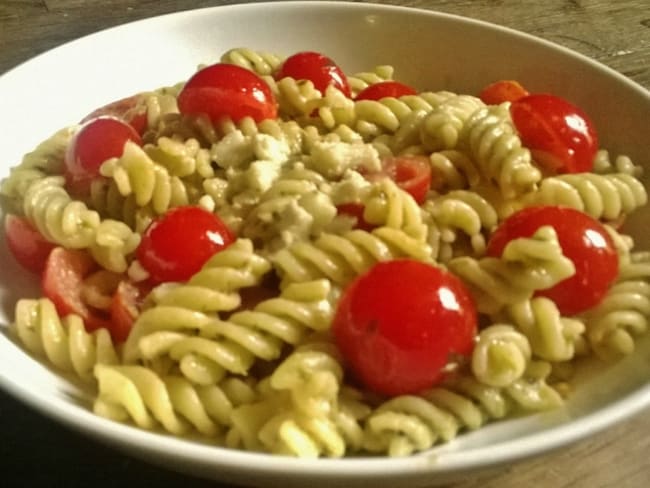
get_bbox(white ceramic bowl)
[1,2,650,487]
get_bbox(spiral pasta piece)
[584,253,650,359]
[463,103,542,198]
[93,364,248,437]
[420,94,485,151]
[447,226,575,314]
[272,226,433,287]
[347,65,395,97]
[362,178,428,240]
[471,325,532,387]
[518,172,647,222]
[144,136,214,179]
[100,141,193,215]
[362,365,563,457]
[22,176,100,248]
[428,149,482,191]
[220,47,284,76]
[13,298,119,381]
[504,297,586,362]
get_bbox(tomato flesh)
[81,94,148,135]
[64,116,142,195]
[510,93,598,174]
[42,247,110,332]
[355,81,417,101]
[110,280,150,343]
[486,206,618,315]
[4,215,55,274]
[276,51,351,98]
[178,63,277,123]
[137,206,235,284]
[366,155,432,204]
[479,79,529,105]
[332,259,477,396]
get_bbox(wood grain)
[1,1,649,487]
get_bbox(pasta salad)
[1,48,648,458]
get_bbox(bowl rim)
[1,0,650,482]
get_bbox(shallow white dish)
[1,1,650,487]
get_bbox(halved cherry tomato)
[510,93,598,174]
[275,51,351,97]
[81,94,148,135]
[486,206,618,315]
[366,155,432,204]
[4,215,55,274]
[355,81,417,101]
[178,63,277,123]
[332,259,477,396]
[336,203,375,231]
[110,280,150,343]
[136,206,235,284]
[479,79,529,105]
[64,116,142,195]
[42,247,110,332]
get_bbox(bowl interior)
[1,2,649,487]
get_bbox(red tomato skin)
[81,94,148,135]
[486,206,618,315]
[367,155,432,204]
[64,116,142,194]
[136,206,235,285]
[42,247,110,332]
[110,280,150,343]
[510,94,598,174]
[276,51,351,98]
[178,63,277,123]
[479,80,529,105]
[332,259,477,397]
[355,81,417,101]
[4,215,55,274]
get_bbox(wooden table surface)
[1,1,650,487]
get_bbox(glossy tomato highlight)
[276,51,351,97]
[332,259,477,396]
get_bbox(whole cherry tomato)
[365,155,433,204]
[4,215,55,274]
[486,206,618,315]
[42,247,111,332]
[136,206,235,284]
[81,94,148,135]
[178,63,277,123]
[276,51,351,97]
[332,259,477,396]
[64,116,142,195]
[510,93,598,174]
[355,81,417,101]
[478,79,529,105]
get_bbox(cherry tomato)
[510,93,598,174]
[336,203,375,231]
[81,94,148,135]
[365,155,432,204]
[110,280,150,343]
[332,259,477,396]
[136,206,235,284]
[42,247,111,332]
[4,215,56,274]
[355,81,417,101]
[276,51,351,97]
[479,79,529,105]
[486,206,618,315]
[64,116,142,195]
[178,63,277,123]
